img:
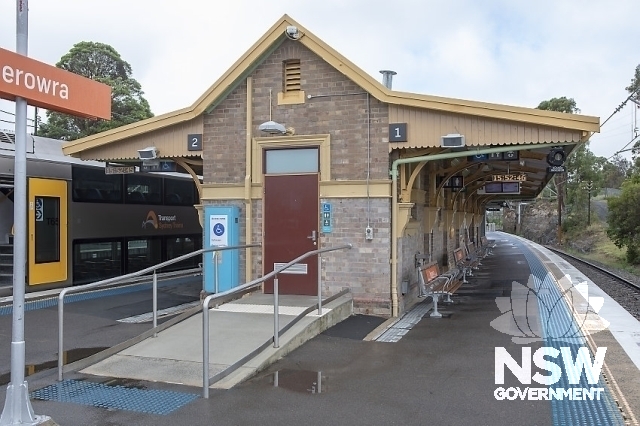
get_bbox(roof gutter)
[389,142,566,317]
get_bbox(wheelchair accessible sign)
[209,215,228,246]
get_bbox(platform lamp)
[258,120,287,135]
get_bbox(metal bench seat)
[418,262,460,318]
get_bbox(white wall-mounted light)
[259,120,287,135]
[137,146,158,160]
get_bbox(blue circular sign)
[213,223,225,236]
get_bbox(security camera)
[285,25,300,40]
[137,146,158,160]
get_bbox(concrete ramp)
[80,292,353,389]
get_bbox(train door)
[263,148,319,296]
[28,177,68,285]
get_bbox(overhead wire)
[0,109,35,122]
[593,89,640,160]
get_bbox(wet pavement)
[3,232,639,425]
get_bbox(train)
[0,130,203,291]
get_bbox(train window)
[73,240,122,284]
[164,235,202,271]
[164,178,196,206]
[72,166,123,203]
[34,196,60,263]
[125,174,162,205]
[126,238,162,273]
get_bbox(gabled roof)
[62,14,599,156]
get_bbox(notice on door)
[209,215,228,247]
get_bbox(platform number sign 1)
[187,134,202,151]
[389,123,407,142]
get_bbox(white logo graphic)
[490,274,609,344]
[491,274,609,401]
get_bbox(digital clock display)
[492,174,527,182]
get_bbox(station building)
[62,15,600,317]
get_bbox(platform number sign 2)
[187,134,202,151]
[389,123,407,142]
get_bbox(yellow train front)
[0,131,202,292]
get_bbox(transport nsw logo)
[142,211,184,230]
[491,274,610,402]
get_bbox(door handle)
[307,230,317,244]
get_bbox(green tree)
[38,42,153,140]
[625,64,640,163]
[601,154,631,192]
[625,64,640,96]
[607,175,640,263]
[564,143,604,223]
[537,97,579,114]
[537,97,581,233]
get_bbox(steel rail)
[544,245,640,292]
[57,243,260,381]
[202,243,353,398]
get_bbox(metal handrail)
[202,243,352,398]
[57,243,260,381]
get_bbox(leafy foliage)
[564,143,605,220]
[626,64,640,164]
[604,63,640,264]
[537,97,579,114]
[601,154,631,189]
[606,176,640,264]
[625,64,640,96]
[37,42,153,140]
[536,97,579,227]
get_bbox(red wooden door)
[263,174,319,295]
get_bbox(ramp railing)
[201,243,352,398]
[57,243,260,381]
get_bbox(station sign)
[469,151,519,162]
[0,47,111,119]
[547,166,565,173]
[209,215,228,246]
[321,202,332,233]
[141,161,177,172]
[478,182,521,195]
[438,175,464,189]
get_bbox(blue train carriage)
[0,130,203,291]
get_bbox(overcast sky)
[1,0,638,160]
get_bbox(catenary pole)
[0,1,48,425]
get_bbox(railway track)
[545,246,640,321]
